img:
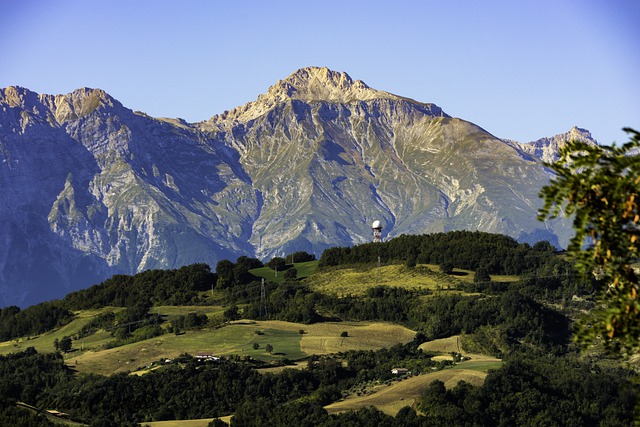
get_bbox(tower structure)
[372,220,383,243]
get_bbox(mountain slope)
[201,68,573,257]
[0,87,256,305]
[518,126,598,163]
[0,67,577,306]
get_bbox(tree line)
[319,230,559,275]
[0,264,215,341]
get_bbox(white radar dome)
[372,220,382,229]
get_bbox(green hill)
[0,231,636,426]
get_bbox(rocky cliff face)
[0,67,579,306]
[518,126,598,163]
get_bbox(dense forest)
[0,231,637,426]
[0,346,635,426]
[319,231,561,274]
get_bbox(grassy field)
[324,334,502,417]
[253,320,416,355]
[153,305,226,321]
[307,264,465,296]
[0,300,417,376]
[250,260,319,283]
[67,319,415,376]
[0,306,228,358]
[419,335,502,372]
[306,262,522,305]
[16,401,88,426]
[0,307,119,356]
[306,262,518,297]
[419,335,463,354]
[324,368,489,416]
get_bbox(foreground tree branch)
[539,127,640,353]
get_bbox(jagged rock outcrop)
[0,67,576,306]
[518,126,598,163]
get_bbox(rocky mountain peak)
[264,66,381,102]
[564,126,595,142]
[205,67,408,125]
[519,126,599,163]
[262,66,404,106]
[45,88,121,123]
[0,86,122,128]
[0,86,40,109]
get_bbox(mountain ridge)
[204,66,448,127]
[0,67,588,306]
[518,126,597,163]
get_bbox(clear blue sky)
[1,0,638,145]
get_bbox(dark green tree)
[285,251,316,263]
[266,257,287,272]
[216,259,235,289]
[284,268,297,280]
[474,267,491,284]
[59,336,72,353]
[439,261,455,275]
[223,305,240,321]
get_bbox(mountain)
[517,126,598,163]
[0,67,581,307]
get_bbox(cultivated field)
[258,320,417,355]
[325,335,501,416]
[68,319,415,375]
[419,335,463,354]
[324,368,488,416]
[419,335,502,370]
[307,264,465,296]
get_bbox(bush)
[223,305,240,321]
[59,336,72,353]
[284,268,298,279]
[474,267,491,283]
[439,262,454,275]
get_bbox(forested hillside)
[0,231,636,426]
